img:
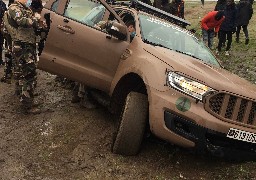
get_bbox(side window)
[51,0,60,12]
[64,0,107,27]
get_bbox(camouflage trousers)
[12,41,37,108]
[4,34,13,79]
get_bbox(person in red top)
[201,10,225,49]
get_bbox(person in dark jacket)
[30,0,43,13]
[216,0,237,56]
[153,0,185,19]
[170,0,184,19]
[235,0,253,44]
[215,0,226,11]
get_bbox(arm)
[201,14,210,31]
[8,7,38,28]
[214,17,225,32]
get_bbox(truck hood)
[143,45,256,100]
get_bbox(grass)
[185,2,256,84]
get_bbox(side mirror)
[106,22,127,40]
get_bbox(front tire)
[112,92,148,156]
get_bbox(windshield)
[139,14,220,67]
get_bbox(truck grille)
[205,92,256,128]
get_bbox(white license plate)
[227,128,256,144]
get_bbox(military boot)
[20,99,42,114]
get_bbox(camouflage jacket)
[3,1,39,44]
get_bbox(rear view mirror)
[106,22,127,40]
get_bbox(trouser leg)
[217,31,226,51]
[236,25,241,40]
[12,42,37,108]
[0,32,4,64]
[202,29,209,47]
[5,53,13,77]
[208,30,214,49]
[242,25,249,39]
[226,31,233,51]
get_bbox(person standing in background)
[170,0,185,19]
[235,0,253,44]
[201,10,225,49]
[216,0,237,56]
[215,0,227,11]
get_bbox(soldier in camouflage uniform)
[1,0,43,84]
[3,0,42,113]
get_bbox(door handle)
[63,18,69,23]
[57,25,75,34]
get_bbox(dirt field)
[0,1,256,180]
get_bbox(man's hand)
[34,13,41,20]
[40,20,47,29]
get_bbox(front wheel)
[112,92,148,156]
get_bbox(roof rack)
[107,0,191,28]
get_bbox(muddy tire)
[112,92,148,156]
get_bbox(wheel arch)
[110,72,148,115]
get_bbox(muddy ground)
[0,70,256,180]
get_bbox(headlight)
[167,71,213,101]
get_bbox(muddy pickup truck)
[38,0,256,158]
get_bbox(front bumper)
[164,111,256,159]
[148,87,256,159]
